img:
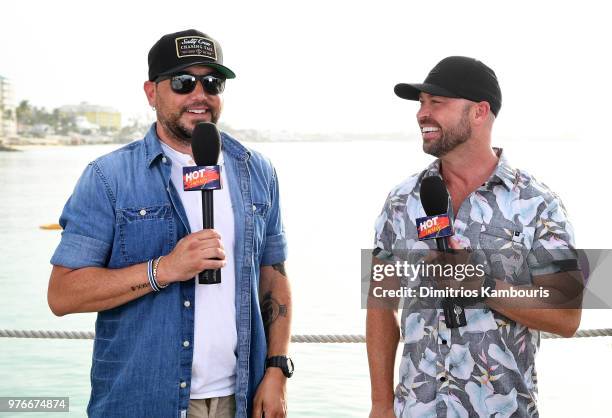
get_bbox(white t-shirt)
[160,141,237,399]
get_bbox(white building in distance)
[0,75,18,140]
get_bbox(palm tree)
[16,100,33,129]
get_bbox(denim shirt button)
[139,209,147,216]
[179,381,187,389]
[162,156,167,164]
[184,300,191,307]
[252,205,256,212]
[183,340,190,347]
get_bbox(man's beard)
[157,105,220,145]
[423,106,472,157]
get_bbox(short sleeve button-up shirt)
[374,149,576,418]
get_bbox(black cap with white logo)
[148,29,236,81]
[394,56,502,116]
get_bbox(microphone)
[419,176,454,252]
[191,122,222,285]
[418,176,466,328]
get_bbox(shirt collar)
[144,124,164,168]
[490,148,517,190]
[160,140,225,167]
[219,131,251,161]
[422,147,517,191]
[144,123,243,168]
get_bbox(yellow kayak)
[40,223,62,230]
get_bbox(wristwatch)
[265,356,294,378]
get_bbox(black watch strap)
[265,355,294,378]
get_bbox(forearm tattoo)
[272,262,287,277]
[131,283,149,292]
[261,291,288,339]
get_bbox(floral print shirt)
[374,149,576,417]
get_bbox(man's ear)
[473,101,491,125]
[144,81,156,107]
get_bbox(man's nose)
[417,105,430,122]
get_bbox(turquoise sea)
[1,140,611,417]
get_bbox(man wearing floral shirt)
[366,56,582,418]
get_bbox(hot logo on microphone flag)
[183,165,222,191]
[416,214,453,240]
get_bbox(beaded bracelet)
[153,256,168,289]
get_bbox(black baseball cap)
[394,56,502,116]
[148,29,236,81]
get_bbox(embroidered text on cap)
[175,36,217,60]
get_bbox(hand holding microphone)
[418,176,467,328]
[157,122,226,286]
[156,229,226,285]
[190,122,224,284]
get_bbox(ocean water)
[0,139,611,417]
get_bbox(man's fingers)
[448,237,463,250]
[200,247,225,260]
[195,248,226,271]
[261,401,285,418]
[199,258,226,271]
[252,399,263,418]
[269,407,285,418]
[191,229,221,240]
[197,238,224,251]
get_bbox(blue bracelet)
[147,259,160,292]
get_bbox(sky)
[1,0,610,138]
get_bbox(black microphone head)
[420,176,451,216]
[191,122,221,166]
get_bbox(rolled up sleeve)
[260,167,288,266]
[528,196,578,276]
[50,161,115,269]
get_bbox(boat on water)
[39,224,62,230]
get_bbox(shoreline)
[0,143,20,152]
[0,132,415,148]
[2,136,412,150]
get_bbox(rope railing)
[1,328,611,342]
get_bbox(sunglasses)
[156,73,226,95]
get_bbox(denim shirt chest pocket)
[116,204,175,264]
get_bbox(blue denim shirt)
[51,124,288,418]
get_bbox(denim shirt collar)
[143,123,251,168]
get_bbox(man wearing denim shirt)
[47,29,292,418]
[367,57,582,417]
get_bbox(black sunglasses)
[156,73,226,95]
